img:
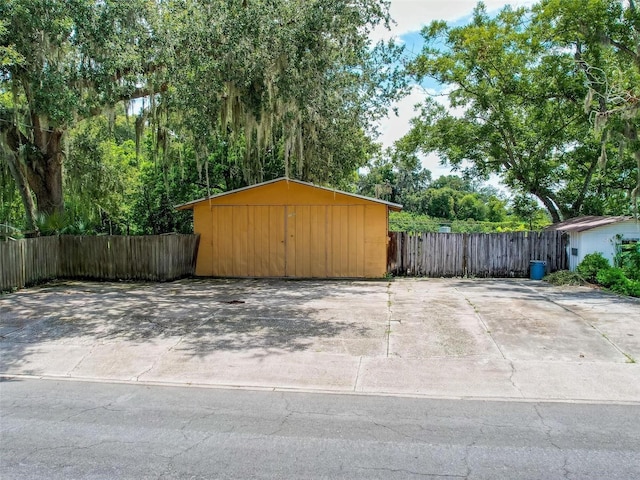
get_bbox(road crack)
[358,466,466,478]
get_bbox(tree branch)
[83,83,169,120]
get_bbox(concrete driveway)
[1,278,639,403]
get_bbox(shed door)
[285,205,367,277]
[208,205,286,277]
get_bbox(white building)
[546,216,640,271]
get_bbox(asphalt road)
[1,379,639,479]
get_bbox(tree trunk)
[3,122,64,232]
[4,116,66,218]
[26,152,64,216]
[571,154,599,216]
[24,127,65,216]
[533,190,562,223]
[4,154,38,235]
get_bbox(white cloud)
[377,85,429,148]
[377,89,462,177]
[375,86,458,178]
[376,85,461,151]
[420,151,453,179]
[371,0,536,43]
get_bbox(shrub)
[615,241,640,281]
[595,267,640,297]
[577,253,611,283]
[596,267,626,288]
[610,277,640,297]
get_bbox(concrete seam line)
[353,356,363,392]
[526,283,636,363]
[455,286,507,361]
[566,311,633,362]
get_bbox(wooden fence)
[0,236,60,291]
[1,234,199,291]
[388,231,567,278]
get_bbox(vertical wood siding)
[195,203,387,278]
[388,231,568,277]
[188,180,391,278]
[1,234,199,291]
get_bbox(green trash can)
[530,260,546,280]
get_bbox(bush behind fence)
[1,234,200,292]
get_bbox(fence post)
[462,233,468,278]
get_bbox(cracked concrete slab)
[451,280,633,363]
[387,318,500,359]
[139,350,361,391]
[68,341,177,381]
[512,361,640,402]
[1,278,639,402]
[573,314,640,361]
[356,357,523,399]
[0,343,91,377]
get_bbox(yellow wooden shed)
[175,178,402,278]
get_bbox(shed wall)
[567,220,640,270]
[191,180,389,278]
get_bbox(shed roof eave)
[544,215,636,232]
[174,177,403,211]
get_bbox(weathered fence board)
[0,237,60,291]
[388,231,567,278]
[1,234,199,291]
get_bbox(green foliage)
[510,194,551,230]
[165,0,404,185]
[34,210,97,236]
[402,2,638,222]
[613,279,640,297]
[614,240,640,281]
[389,212,440,233]
[357,148,431,206]
[8,0,637,241]
[1,0,403,230]
[486,197,507,222]
[388,211,542,233]
[596,267,627,288]
[405,5,590,222]
[596,267,640,297]
[357,153,514,223]
[577,252,612,283]
[544,270,586,286]
[131,159,204,236]
[0,161,25,231]
[0,19,23,69]
[1,0,166,225]
[425,188,457,219]
[535,0,640,209]
[576,250,640,297]
[64,114,142,234]
[457,194,488,221]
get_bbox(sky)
[373,0,535,181]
